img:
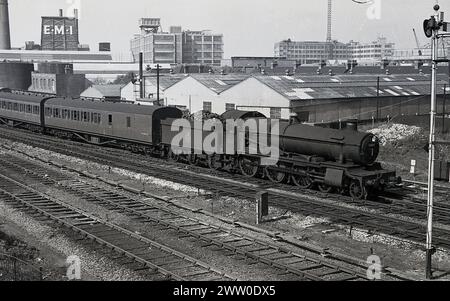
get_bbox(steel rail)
[0,172,235,281]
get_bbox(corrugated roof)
[91,84,124,97]
[145,75,188,91]
[190,74,250,94]
[253,74,449,101]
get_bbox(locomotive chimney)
[0,0,11,50]
[59,9,64,17]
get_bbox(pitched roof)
[189,74,250,94]
[144,75,188,91]
[252,74,449,101]
[91,84,124,97]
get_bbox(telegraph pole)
[139,52,144,99]
[423,4,450,279]
[443,84,447,134]
[376,76,380,122]
[157,64,160,104]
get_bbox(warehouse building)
[231,74,449,123]
[289,74,449,123]
[163,73,450,123]
[163,74,249,112]
[274,39,349,65]
[130,18,224,66]
[28,63,88,97]
[274,37,396,65]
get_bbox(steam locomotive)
[0,89,400,199]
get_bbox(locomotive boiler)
[278,123,380,166]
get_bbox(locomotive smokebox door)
[324,169,344,187]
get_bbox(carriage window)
[53,108,60,118]
[91,112,94,123]
[33,106,40,115]
[126,117,131,128]
[13,103,18,111]
[98,114,101,124]
[45,107,51,116]
[83,112,88,122]
[19,104,24,112]
[26,105,32,113]
[108,114,112,125]
[7,102,12,110]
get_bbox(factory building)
[28,63,88,97]
[130,18,224,66]
[181,31,224,66]
[163,74,249,113]
[41,10,80,51]
[162,73,450,123]
[348,37,395,63]
[274,37,395,65]
[130,19,183,65]
[274,40,349,65]
[232,74,449,123]
[289,74,449,124]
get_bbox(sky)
[7,0,450,60]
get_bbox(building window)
[126,117,131,128]
[203,101,212,112]
[270,108,282,119]
[225,103,236,111]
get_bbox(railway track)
[1,126,449,251]
[0,151,389,281]
[402,179,450,198]
[0,172,235,281]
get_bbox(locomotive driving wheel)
[291,168,313,189]
[265,164,287,183]
[239,156,260,177]
[349,181,367,199]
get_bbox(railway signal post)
[423,4,450,279]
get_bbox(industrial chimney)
[0,0,11,49]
